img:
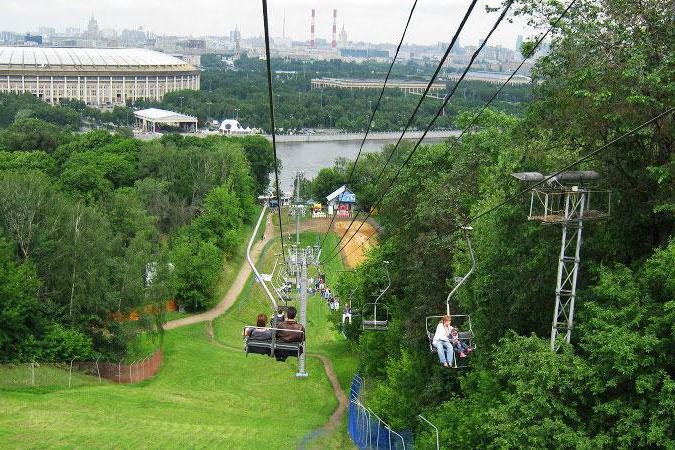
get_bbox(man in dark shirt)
[276,306,305,343]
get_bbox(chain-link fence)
[348,374,414,449]
[0,351,162,388]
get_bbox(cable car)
[425,227,476,368]
[362,261,391,331]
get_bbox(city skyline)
[2,0,535,50]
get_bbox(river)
[276,137,445,191]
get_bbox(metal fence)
[0,350,162,388]
[348,374,414,449]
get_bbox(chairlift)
[243,326,305,361]
[342,287,357,325]
[362,261,391,331]
[425,227,477,369]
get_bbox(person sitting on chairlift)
[276,306,304,343]
[449,327,473,358]
[432,315,455,368]
[243,313,272,341]
[275,306,305,362]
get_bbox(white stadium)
[0,47,199,106]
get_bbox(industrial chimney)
[332,9,337,49]
[310,9,316,48]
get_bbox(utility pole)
[295,250,308,377]
[512,170,610,351]
[295,170,304,245]
[288,169,317,378]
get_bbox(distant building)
[121,28,147,44]
[85,16,99,39]
[0,47,200,106]
[24,34,43,45]
[311,77,445,94]
[339,48,389,59]
[338,24,348,47]
[178,39,206,50]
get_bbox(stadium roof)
[0,47,193,69]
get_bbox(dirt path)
[332,220,378,268]
[306,353,348,430]
[293,217,378,268]
[163,216,274,330]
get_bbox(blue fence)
[348,374,414,449]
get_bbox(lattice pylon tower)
[551,190,586,351]
[512,171,610,351]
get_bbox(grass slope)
[0,323,336,449]
[0,229,358,449]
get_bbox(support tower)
[512,171,610,351]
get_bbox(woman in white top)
[432,315,455,367]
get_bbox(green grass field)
[0,227,358,449]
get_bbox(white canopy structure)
[134,108,198,133]
[219,119,254,135]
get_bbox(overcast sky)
[1,0,534,50]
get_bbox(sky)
[1,0,535,50]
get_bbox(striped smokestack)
[310,9,315,48]
[332,9,337,48]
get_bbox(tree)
[0,118,70,153]
[170,234,223,311]
[0,237,43,362]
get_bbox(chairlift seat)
[363,319,389,328]
[243,327,304,360]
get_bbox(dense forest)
[315,0,674,447]
[0,120,275,363]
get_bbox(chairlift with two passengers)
[362,261,391,331]
[425,227,476,369]
[243,326,305,361]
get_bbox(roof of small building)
[326,185,356,203]
[134,108,197,123]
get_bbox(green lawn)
[0,231,359,449]
[0,323,337,449]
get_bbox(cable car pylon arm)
[446,227,475,315]
[373,261,391,306]
[248,204,278,312]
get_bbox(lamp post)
[178,96,184,111]
[235,108,240,121]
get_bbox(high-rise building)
[86,15,99,39]
[339,24,348,47]
[516,35,524,53]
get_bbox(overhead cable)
[326,0,481,259]
[324,0,515,263]
[319,0,419,251]
[262,0,286,256]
